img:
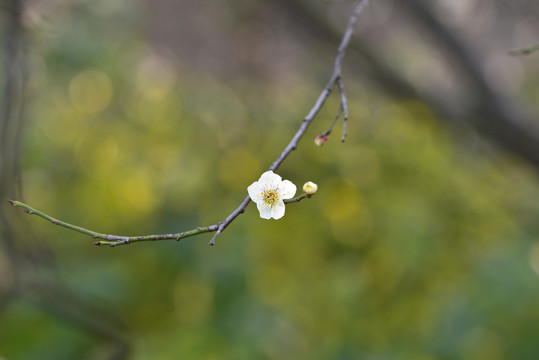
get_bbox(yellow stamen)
[262,189,279,206]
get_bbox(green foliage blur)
[3,1,539,359]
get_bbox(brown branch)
[10,0,370,247]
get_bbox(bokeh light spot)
[322,178,361,222]
[112,171,156,215]
[75,134,119,177]
[136,53,177,98]
[69,69,113,114]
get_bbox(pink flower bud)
[314,134,330,146]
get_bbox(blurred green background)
[2,0,539,359]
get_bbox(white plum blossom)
[248,171,297,220]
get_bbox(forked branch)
[9,0,369,247]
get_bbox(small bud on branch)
[315,134,330,146]
[303,181,318,195]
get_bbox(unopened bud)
[314,134,329,146]
[303,181,318,195]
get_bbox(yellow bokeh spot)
[69,69,113,114]
[113,171,156,215]
[322,178,371,246]
[39,95,84,147]
[218,148,260,191]
[322,179,361,222]
[146,143,180,169]
[136,96,169,125]
[75,134,119,177]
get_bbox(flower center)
[263,189,279,206]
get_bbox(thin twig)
[207,195,250,246]
[9,0,369,247]
[336,78,348,142]
[312,0,367,147]
[8,192,313,247]
[324,105,343,137]
[284,193,311,203]
[271,0,368,168]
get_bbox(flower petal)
[271,201,286,219]
[247,182,263,203]
[259,171,281,186]
[278,180,297,199]
[257,202,272,219]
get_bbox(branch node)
[208,222,225,246]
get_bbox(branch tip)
[7,1,367,248]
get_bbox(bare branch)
[271,0,368,166]
[9,0,369,247]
